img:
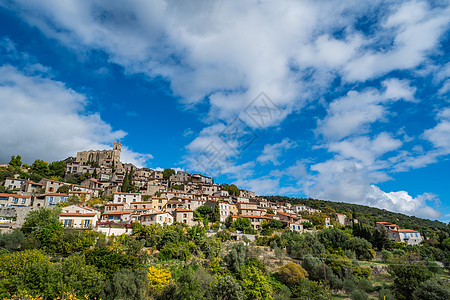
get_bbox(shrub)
[412,278,450,300]
[378,288,395,300]
[381,250,393,261]
[278,262,308,285]
[350,290,369,300]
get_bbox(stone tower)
[113,142,122,162]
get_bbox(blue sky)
[0,1,450,222]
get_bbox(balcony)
[96,221,133,228]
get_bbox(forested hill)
[263,195,450,234]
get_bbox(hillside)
[263,195,450,235]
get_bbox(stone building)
[66,142,124,176]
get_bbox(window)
[415,233,418,237]
[12,198,18,204]
[64,219,73,227]
[84,220,91,228]
[21,198,26,204]
[109,216,113,220]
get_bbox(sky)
[0,0,450,222]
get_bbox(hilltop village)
[0,143,423,245]
[0,143,449,300]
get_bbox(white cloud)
[257,138,296,165]
[343,1,450,81]
[234,177,280,196]
[299,158,440,218]
[317,79,416,141]
[0,64,151,167]
[366,186,441,219]
[328,133,402,165]
[3,0,447,126]
[423,107,450,152]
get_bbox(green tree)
[100,269,149,300]
[163,168,176,179]
[224,243,247,273]
[278,262,308,286]
[242,265,273,300]
[221,184,240,196]
[159,267,214,300]
[9,155,22,168]
[213,275,246,300]
[121,170,129,192]
[60,253,105,298]
[196,205,213,220]
[48,160,66,178]
[412,278,450,300]
[319,227,348,249]
[85,246,140,279]
[0,230,25,251]
[31,159,50,177]
[344,237,374,260]
[232,217,252,232]
[388,259,433,299]
[213,202,221,222]
[22,207,62,234]
[57,185,70,193]
[20,259,62,298]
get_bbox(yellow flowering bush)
[2,290,43,300]
[54,291,98,300]
[0,250,47,277]
[147,266,171,291]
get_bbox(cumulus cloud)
[234,177,280,196]
[328,133,402,165]
[301,158,441,219]
[0,64,151,167]
[423,107,450,152]
[3,0,447,124]
[317,79,416,141]
[257,138,297,165]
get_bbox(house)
[101,211,133,223]
[152,197,168,212]
[234,215,272,230]
[68,190,92,201]
[4,178,25,190]
[105,182,121,195]
[377,222,423,245]
[335,213,347,226]
[239,189,256,199]
[165,199,185,213]
[4,178,44,194]
[130,201,153,211]
[287,221,303,232]
[33,193,68,207]
[113,192,141,205]
[140,212,174,226]
[39,179,70,194]
[391,229,423,245]
[191,174,212,184]
[173,209,195,226]
[0,193,32,207]
[105,203,128,212]
[59,205,100,229]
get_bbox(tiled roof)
[0,193,31,198]
[60,213,97,217]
